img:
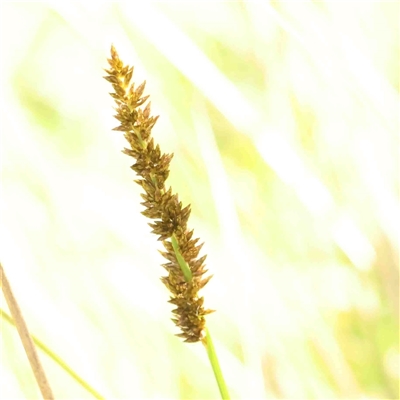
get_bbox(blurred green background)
[0,2,398,399]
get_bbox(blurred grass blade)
[0,307,105,400]
[0,263,55,400]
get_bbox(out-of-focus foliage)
[0,2,398,399]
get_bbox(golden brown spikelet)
[104,45,213,342]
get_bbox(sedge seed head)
[104,45,213,342]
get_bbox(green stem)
[0,308,105,400]
[150,176,192,284]
[148,173,192,283]
[171,234,193,282]
[202,327,230,399]
[150,171,229,399]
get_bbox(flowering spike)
[104,46,213,342]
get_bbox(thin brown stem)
[0,262,55,400]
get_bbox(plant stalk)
[0,262,55,400]
[170,245,230,399]
[0,307,105,400]
[202,327,230,399]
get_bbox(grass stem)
[0,262,55,400]
[171,234,193,282]
[0,307,105,400]
[170,241,229,398]
[202,327,230,399]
